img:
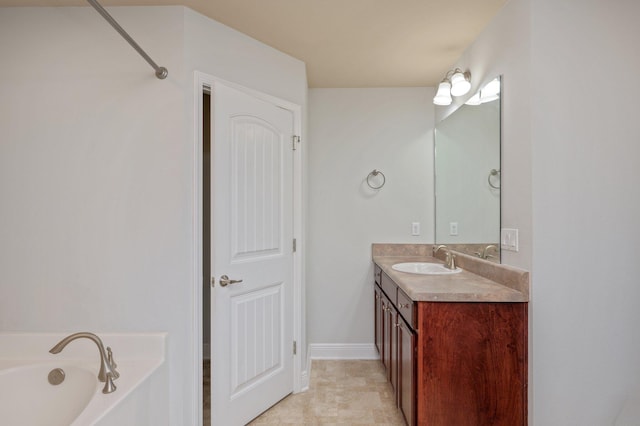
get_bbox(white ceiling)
[0,0,507,87]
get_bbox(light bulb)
[465,92,481,106]
[479,78,500,103]
[433,80,452,106]
[450,70,471,97]
[482,78,500,98]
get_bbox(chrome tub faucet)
[49,332,119,394]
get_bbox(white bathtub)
[0,333,167,426]
[0,363,97,426]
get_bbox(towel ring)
[488,168,501,189]
[367,169,386,189]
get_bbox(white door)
[210,81,295,426]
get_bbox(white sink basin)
[392,262,462,275]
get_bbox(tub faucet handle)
[107,346,120,379]
[103,372,117,394]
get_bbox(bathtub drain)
[48,367,65,385]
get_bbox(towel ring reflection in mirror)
[367,169,386,189]
[488,168,501,189]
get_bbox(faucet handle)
[447,253,457,270]
[107,347,120,380]
[102,372,117,394]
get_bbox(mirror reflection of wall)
[434,77,501,262]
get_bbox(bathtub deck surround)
[373,243,529,425]
[0,332,167,426]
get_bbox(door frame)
[191,71,305,425]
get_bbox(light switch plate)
[411,222,420,236]
[501,228,519,252]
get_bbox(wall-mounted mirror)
[434,76,501,262]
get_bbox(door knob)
[219,275,243,287]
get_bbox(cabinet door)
[398,318,416,426]
[374,286,383,355]
[417,302,527,426]
[382,296,391,374]
[389,308,398,396]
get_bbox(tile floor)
[203,359,405,425]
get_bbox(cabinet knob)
[399,303,410,309]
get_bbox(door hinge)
[292,135,300,150]
[293,340,297,355]
[293,238,297,253]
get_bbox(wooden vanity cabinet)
[374,267,416,425]
[396,314,416,426]
[381,292,398,392]
[417,302,527,426]
[381,294,391,375]
[373,265,527,426]
[374,285,383,355]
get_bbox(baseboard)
[300,368,310,392]
[308,343,378,360]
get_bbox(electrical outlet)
[411,222,420,236]
[501,228,519,252]
[449,222,458,236]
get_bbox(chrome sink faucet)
[49,332,119,394]
[434,245,457,270]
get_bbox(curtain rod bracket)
[156,67,168,79]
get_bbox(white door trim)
[191,71,304,426]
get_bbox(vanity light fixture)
[479,78,500,102]
[465,77,501,106]
[432,68,472,105]
[450,69,472,96]
[465,92,481,106]
[433,79,453,106]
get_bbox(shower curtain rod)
[86,0,168,79]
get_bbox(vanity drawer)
[381,271,397,305]
[397,288,416,329]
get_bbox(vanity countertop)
[373,248,529,303]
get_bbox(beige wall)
[307,87,435,350]
[443,0,640,423]
[0,6,307,425]
[530,0,640,424]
